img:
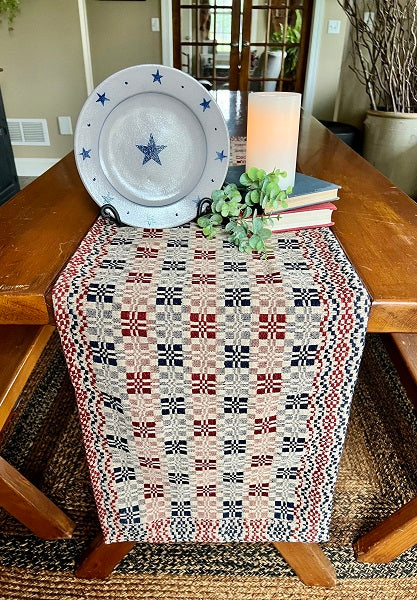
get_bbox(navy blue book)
[279,173,340,212]
[225,166,340,212]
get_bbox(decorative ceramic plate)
[74,65,230,228]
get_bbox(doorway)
[172,1,313,92]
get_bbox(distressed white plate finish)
[74,65,230,228]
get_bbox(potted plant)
[252,9,301,91]
[0,0,20,30]
[270,8,302,79]
[338,0,417,197]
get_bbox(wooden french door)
[172,1,313,93]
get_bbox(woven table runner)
[53,198,370,543]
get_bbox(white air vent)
[7,118,50,146]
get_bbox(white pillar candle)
[246,92,301,189]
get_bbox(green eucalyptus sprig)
[197,167,292,255]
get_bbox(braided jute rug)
[1,333,417,599]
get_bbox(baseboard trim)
[15,158,60,177]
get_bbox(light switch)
[58,116,73,135]
[327,19,341,34]
[151,17,160,32]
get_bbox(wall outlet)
[58,116,73,135]
[151,17,160,32]
[327,19,341,34]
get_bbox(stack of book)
[264,173,340,233]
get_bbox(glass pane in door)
[242,0,309,92]
[175,1,238,90]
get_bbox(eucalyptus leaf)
[223,183,238,196]
[250,189,260,203]
[247,166,259,181]
[211,213,223,225]
[212,189,225,202]
[253,217,264,234]
[202,226,214,238]
[215,199,226,212]
[230,205,242,217]
[260,228,272,240]
[239,173,252,186]
[197,216,210,227]
[249,235,261,248]
[266,182,279,196]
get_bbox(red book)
[265,202,337,233]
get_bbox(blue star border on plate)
[215,150,227,162]
[79,147,91,160]
[152,69,163,84]
[200,98,212,112]
[96,92,110,106]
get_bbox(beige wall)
[87,0,162,86]
[335,27,370,128]
[0,0,162,164]
[311,0,348,121]
[0,0,87,159]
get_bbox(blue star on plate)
[79,147,91,160]
[215,150,227,162]
[200,98,212,112]
[96,92,110,106]
[152,69,163,84]
[102,194,115,203]
[136,133,167,166]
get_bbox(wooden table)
[2,92,417,331]
[1,91,417,583]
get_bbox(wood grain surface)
[0,324,54,432]
[0,153,98,324]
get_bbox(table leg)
[0,456,74,539]
[76,535,337,586]
[354,496,417,563]
[273,541,337,587]
[75,532,136,579]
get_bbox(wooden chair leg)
[273,541,337,587]
[354,496,417,563]
[75,532,136,579]
[0,456,74,539]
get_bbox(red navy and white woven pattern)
[53,218,369,544]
